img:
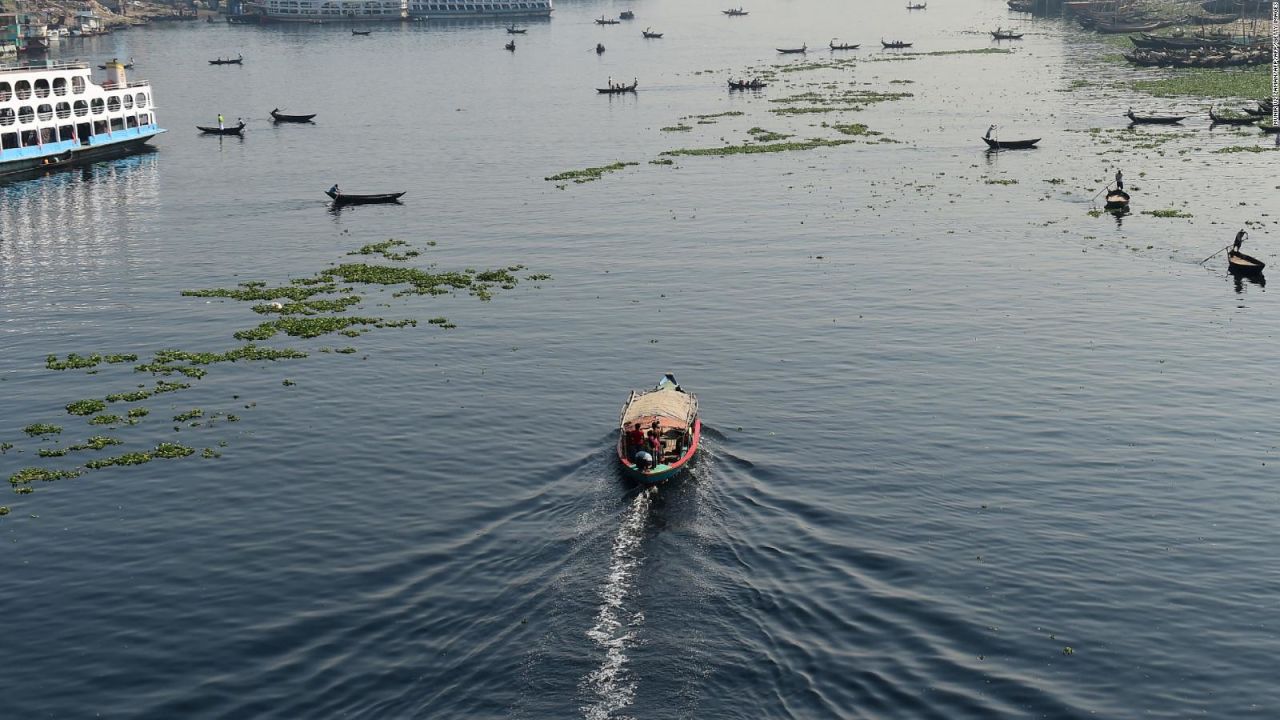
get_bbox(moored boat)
[991,29,1023,39]
[352,29,372,35]
[1126,109,1185,124]
[270,109,317,123]
[209,54,243,65]
[642,28,663,38]
[1209,107,1257,125]
[506,25,527,33]
[982,136,1040,149]
[619,10,634,19]
[595,15,620,24]
[728,78,767,90]
[723,7,749,16]
[1227,250,1265,273]
[0,60,164,181]
[616,374,700,485]
[325,188,406,205]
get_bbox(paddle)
[1198,245,1230,265]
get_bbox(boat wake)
[580,486,656,720]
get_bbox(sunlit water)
[2,1,1278,717]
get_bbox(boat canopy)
[619,388,698,428]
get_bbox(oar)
[1198,245,1230,265]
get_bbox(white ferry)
[0,60,164,180]
[246,0,407,22]
[407,0,552,19]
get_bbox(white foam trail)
[580,487,655,720]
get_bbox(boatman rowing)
[1114,168,1123,191]
[218,113,224,130]
[1233,229,1248,252]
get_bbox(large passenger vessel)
[407,0,552,19]
[0,60,163,180]
[246,0,408,22]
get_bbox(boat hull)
[1228,250,1265,273]
[0,133,161,182]
[617,418,701,485]
[982,136,1040,149]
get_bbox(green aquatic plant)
[1130,68,1269,99]
[1213,145,1277,154]
[985,179,1019,185]
[152,442,195,459]
[1142,209,1194,218]
[89,414,123,426]
[250,296,362,316]
[46,353,102,371]
[106,388,153,403]
[173,409,204,423]
[182,282,338,303]
[0,506,9,516]
[661,124,693,132]
[828,123,882,137]
[544,162,638,184]
[684,111,745,120]
[85,452,152,469]
[649,158,675,165]
[905,48,1012,56]
[349,239,421,261]
[661,138,856,157]
[10,467,82,485]
[24,423,62,437]
[747,127,794,142]
[66,399,106,416]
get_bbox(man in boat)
[1233,229,1248,252]
[218,113,225,130]
[634,450,653,472]
[329,183,340,196]
[1115,169,1124,191]
[985,124,996,140]
[625,422,645,457]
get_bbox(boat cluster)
[1122,43,1271,68]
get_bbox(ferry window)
[1,132,17,150]
[37,105,53,121]
[94,121,108,135]
[73,100,88,117]
[107,96,121,112]
[135,93,147,108]
[0,82,10,102]
[123,95,133,109]
[34,79,50,98]
[90,98,105,115]
[53,78,67,96]
[0,108,13,126]
[127,116,138,128]
[140,113,150,125]
[15,80,31,100]
[58,125,74,141]
[110,118,124,132]
[72,76,85,94]
[18,106,34,124]
[56,102,71,119]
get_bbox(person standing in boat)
[217,113,225,130]
[985,124,996,140]
[1114,169,1124,191]
[647,422,663,463]
[625,422,645,458]
[1233,229,1248,252]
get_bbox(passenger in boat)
[1234,229,1248,252]
[329,183,340,196]
[634,450,653,472]
[1115,169,1124,191]
[647,423,663,462]
[625,422,645,456]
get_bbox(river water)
[2,1,1278,717]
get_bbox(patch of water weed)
[24,423,62,437]
[544,162,638,184]
[428,317,458,329]
[1142,209,1194,218]
[1214,145,1278,154]
[661,124,693,132]
[1130,68,1268,99]
[234,317,387,342]
[46,353,102,371]
[905,48,1012,56]
[85,452,153,470]
[662,138,856,157]
[173,409,204,423]
[985,179,1019,185]
[747,127,794,142]
[251,296,362,316]
[0,506,8,516]
[89,414,124,426]
[649,158,674,165]
[182,282,338,303]
[66,399,106,416]
[0,443,13,453]
[1045,178,1066,184]
[683,111,746,120]
[349,239,421,261]
[827,122,882,137]
[202,448,221,459]
[9,467,82,485]
[153,442,195,459]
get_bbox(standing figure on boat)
[1115,169,1124,191]
[625,422,645,457]
[985,124,996,140]
[218,113,225,130]
[1234,229,1248,252]
[329,183,340,195]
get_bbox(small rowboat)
[723,7,749,15]
[271,109,316,123]
[506,26,526,34]
[597,81,638,93]
[197,122,245,135]
[209,55,243,65]
[351,29,371,35]
[728,79,767,90]
[505,40,516,51]
[595,16,620,25]
[829,39,860,50]
[881,39,912,48]
[777,44,807,53]
[982,136,1040,149]
[991,30,1023,40]
[1126,110,1185,124]
[1104,189,1130,209]
[1209,107,1257,125]
[642,28,663,38]
[1258,124,1279,134]
[326,189,405,205]
[906,2,927,8]
[1227,250,1265,274]
[616,374,700,485]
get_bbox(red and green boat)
[616,374,701,485]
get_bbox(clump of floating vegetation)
[182,282,339,303]
[66,399,106,416]
[905,48,1012,56]
[1142,209,1194,218]
[747,127,794,142]
[153,442,195,459]
[0,506,8,516]
[650,158,675,165]
[9,467,82,485]
[349,239,421,262]
[1129,68,1269,99]
[251,296,363,316]
[661,138,856,157]
[173,409,204,423]
[128,408,150,419]
[24,423,62,437]
[545,162,638,184]
[827,123,882,137]
[661,124,693,132]
[683,111,745,120]
[1213,145,1277,154]
[89,414,124,426]
[985,179,1019,185]
[44,353,138,371]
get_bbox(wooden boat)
[642,28,664,38]
[829,39,860,50]
[723,7,749,16]
[881,39,913,48]
[1007,0,1035,11]
[595,16,620,25]
[1125,109,1185,124]
[991,29,1024,39]
[351,29,371,35]
[619,10,635,20]
[1104,189,1130,209]
[597,81,638,93]
[1209,107,1257,125]
[271,109,316,123]
[505,40,516,51]
[906,2,927,8]
[197,122,246,135]
[777,44,807,54]
[209,55,243,65]
[982,136,1039,149]
[1227,250,1265,274]
[1093,19,1179,34]
[506,25,526,34]
[1258,124,1279,134]
[326,189,405,205]
[1189,12,1239,24]
[728,79,767,90]
[616,374,701,485]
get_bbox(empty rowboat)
[270,109,316,123]
[1126,110,1186,124]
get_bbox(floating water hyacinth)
[545,162,638,184]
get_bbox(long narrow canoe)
[325,189,406,205]
[982,136,1040,149]
[271,109,317,123]
[197,122,245,135]
[1126,110,1186,124]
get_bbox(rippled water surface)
[3,1,1279,718]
